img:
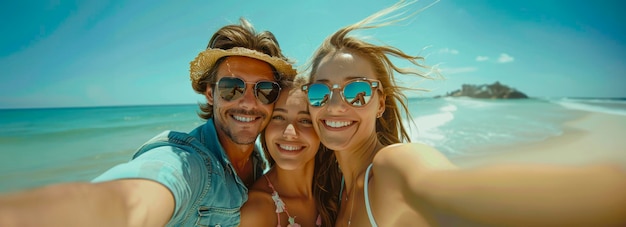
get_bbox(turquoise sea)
[1,97,625,193]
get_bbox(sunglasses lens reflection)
[218,78,280,104]
[256,82,281,104]
[344,81,372,107]
[218,78,245,101]
[307,83,331,107]
[306,80,374,107]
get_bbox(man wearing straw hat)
[0,18,296,227]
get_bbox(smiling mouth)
[324,120,354,128]
[232,114,259,123]
[277,143,304,152]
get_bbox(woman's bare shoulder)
[240,183,276,226]
[247,177,274,206]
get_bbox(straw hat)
[190,47,297,92]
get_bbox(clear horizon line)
[2,96,626,110]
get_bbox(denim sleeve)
[92,145,207,224]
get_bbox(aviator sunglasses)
[214,77,281,104]
[301,78,381,107]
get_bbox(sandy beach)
[452,111,626,169]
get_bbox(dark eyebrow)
[273,108,309,116]
[273,108,287,113]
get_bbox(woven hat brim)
[190,47,296,87]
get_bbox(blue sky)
[1,0,624,109]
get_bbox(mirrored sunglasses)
[301,78,380,107]
[215,77,281,104]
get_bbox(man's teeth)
[279,144,302,151]
[233,115,254,122]
[325,120,352,128]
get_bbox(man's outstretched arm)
[0,179,174,227]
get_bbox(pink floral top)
[265,175,321,227]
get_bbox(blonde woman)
[301,1,626,226]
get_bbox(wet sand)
[452,112,626,169]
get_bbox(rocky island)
[438,81,528,99]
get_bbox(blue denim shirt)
[93,119,264,227]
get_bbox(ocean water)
[406,97,625,156]
[0,105,205,193]
[1,98,625,193]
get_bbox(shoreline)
[452,111,626,168]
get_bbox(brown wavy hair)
[312,145,341,226]
[195,18,292,120]
[260,76,341,226]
